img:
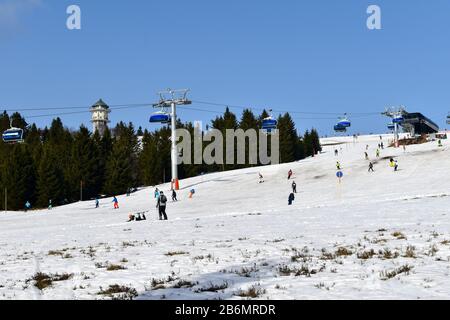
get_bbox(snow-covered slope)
[1,134,450,300]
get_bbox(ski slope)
[1,134,450,300]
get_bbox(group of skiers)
[96,186,183,221]
[287,170,297,205]
[23,199,52,212]
[343,144,400,174]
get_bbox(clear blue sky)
[1,0,449,136]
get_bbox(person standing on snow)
[368,162,374,172]
[48,200,52,210]
[112,196,119,209]
[292,181,297,193]
[25,201,31,212]
[336,161,341,170]
[95,197,99,209]
[364,152,369,160]
[288,170,293,180]
[258,173,264,184]
[156,191,168,220]
[376,149,380,158]
[335,149,339,157]
[154,188,160,200]
[172,189,178,202]
[389,158,395,169]
[288,193,295,205]
[394,160,399,172]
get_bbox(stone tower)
[90,99,111,136]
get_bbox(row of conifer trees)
[0,108,321,210]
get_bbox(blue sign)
[336,171,344,179]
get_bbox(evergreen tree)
[3,144,36,210]
[310,128,322,154]
[0,111,10,132]
[277,113,298,163]
[211,107,238,171]
[68,126,102,201]
[239,109,258,167]
[303,130,314,157]
[103,122,138,195]
[37,146,65,207]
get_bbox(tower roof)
[91,99,109,109]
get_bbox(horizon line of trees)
[0,108,321,211]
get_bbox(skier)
[334,149,339,157]
[364,152,369,160]
[25,201,31,212]
[154,188,160,200]
[95,197,99,209]
[48,200,52,210]
[376,149,380,158]
[112,196,119,209]
[172,189,178,202]
[288,169,293,180]
[336,161,341,170]
[389,158,395,168]
[381,142,384,150]
[394,160,399,172]
[136,212,146,221]
[288,193,295,206]
[258,173,264,184]
[292,181,297,193]
[156,191,168,220]
[368,162,374,172]
[128,212,147,222]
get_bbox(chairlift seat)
[334,124,347,132]
[338,119,351,128]
[2,129,24,143]
[392,116,404,124]
[149,113,170,123]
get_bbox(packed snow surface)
[1,134,450,300]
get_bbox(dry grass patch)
[172,280,197,289]
[235,285,266,298]
[98,285,138,300]
[380,265,413,280]
[165,251,189,257]
[28,272,73,290]
[357,249,376,260]
[404,246,417,258]
[335,247,353,257]
[106,264,127,271]
[196,281,229,293]
[380,249,399,260]
[392,232,407,240]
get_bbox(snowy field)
[1,133,450,300]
